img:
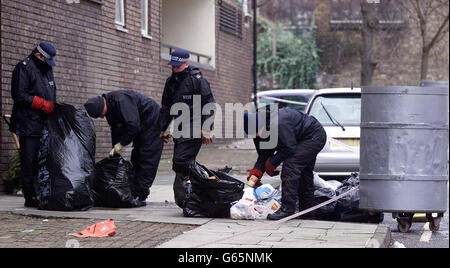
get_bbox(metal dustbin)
[359,85,449,233]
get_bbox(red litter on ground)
[72,219,116,238]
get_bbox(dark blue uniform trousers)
[130,124,163,200]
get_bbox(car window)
[257,97,274,109]
[258,95,311,111]
[308,94,361,126]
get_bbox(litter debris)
[72,219,116,238]
[230,185,281,220]
[392,241,406,248]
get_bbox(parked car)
[256,89,315,111]
[305,88,361,177]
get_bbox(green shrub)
[1,152,21,194]
[258,17,321,89]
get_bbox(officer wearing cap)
[159,49,215,209]
[10,42,57,207]
[244,107,327,220]
[84,90,163,206]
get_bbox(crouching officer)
[10,42,57,207]
[84,90,163,206]
[244,107,327,220]
[159,49,215,208]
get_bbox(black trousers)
[130,124,163,200]
[172,138,202,208]
[280,128,327,213]
[19,136,41,201]
[172,138,202,176]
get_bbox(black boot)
[297,211,316,220]
[267,208,295,220]
[24,196,39,208]
[134,197,147,207]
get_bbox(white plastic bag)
[230,187,281,220]
[254,184,276,200]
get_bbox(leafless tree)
[400,0,449,80]
[360,0,379,86]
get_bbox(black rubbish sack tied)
[183,162,244,218]
[92,155,140,208]
[334,173,384,223]
[37,104,95,211]
[314,187,338,221]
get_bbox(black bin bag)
[38,104,95,211]
[335,174,384,223]
[92,155,139,208]
[183,162,245,218]
[314,187,338,221]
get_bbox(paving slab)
[0,195,211,226]
[157,218,390,248]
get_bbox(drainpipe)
[252,0,257,109]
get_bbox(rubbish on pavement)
[72,219,116,238]
[313,172,342,191]
[315,173,384,223]
[183,162,245,218]
[37,104,95,211]
[392,241,406,248]
[92,155,140,208]
[254,184,276,200]
[230,185,281,220]
[247,175,260,188]
[314,187,338,221]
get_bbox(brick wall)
[0,0,253,191]
[314,0,449,88]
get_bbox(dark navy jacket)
[159,67,215,137]
[253,108,325,171]
[104,90,160,146]
[10,54,57,136]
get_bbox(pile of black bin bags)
[37,104,96,211]
[314,173,384,223]
[176,162,245,218]
[37,104,140,210]
[92,155,139,208]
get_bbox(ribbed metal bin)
[420,80,449,88]
[359,86,449,213]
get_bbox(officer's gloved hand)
[201,131,213,145]
[31,96,55,115]
[247,168,263,188]
[110,143,124,157]
[265,158,279,177]
[160,131,172,144]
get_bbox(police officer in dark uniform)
[244,107,327,220]
[84,90,163,206]
[159,49,215,208]
[10,42,57,207]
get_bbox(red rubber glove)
[265,158,279,177]
[31,96,54,115]
[247,168,263,188]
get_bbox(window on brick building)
[219,1,243,38]
[141,0,152,39]
[115,0,127,31]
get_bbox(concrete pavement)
[0,172,391,248]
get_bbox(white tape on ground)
[420,223,433,243]
[192,186,360,248]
